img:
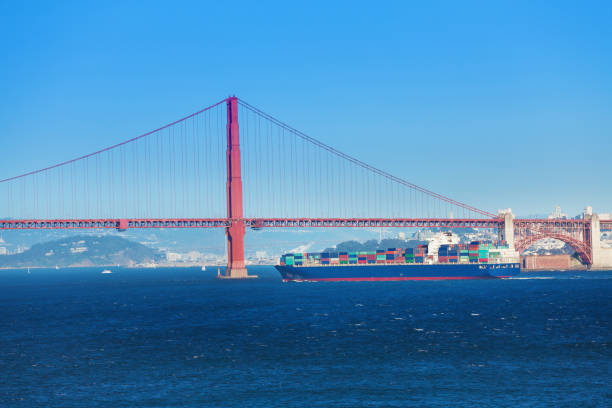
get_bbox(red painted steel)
[513,219,592,264]
[0,218,229,230]
[225,97,248,277]
[0,217,501,230]
[245,218,503,229]
[118,219,128,231]
[515,233,592,264]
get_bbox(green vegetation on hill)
[323,238,427,253]
[0,235,161,268]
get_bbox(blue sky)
[1,1,611,217]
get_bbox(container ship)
[275,232,520,282]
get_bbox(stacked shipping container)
[279,241,508,267]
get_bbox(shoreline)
[0,263,277,270]
[2,265,610,272]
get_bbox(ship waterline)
[276,262,521,282]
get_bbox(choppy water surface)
[1,267,610,407]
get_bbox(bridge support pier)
[498,211,515,250]
[589,213,612,268]
[224,222,249,278]
[222,96,255,279]
[591,213,600,267]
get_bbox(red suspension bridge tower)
[224,97,252,278]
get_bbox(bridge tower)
[498,210,515,250]
[223,97,252,278]
[589,213,612,268]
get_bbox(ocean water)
[1,266,610,407]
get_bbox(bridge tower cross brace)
[224,96,250,278]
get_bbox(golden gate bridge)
[1,97,611,276]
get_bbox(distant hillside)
[323,238,428,253]
[324,238,578,256]
[0,235,161,268]
[524,242,576,256]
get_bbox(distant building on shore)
[548,205,568,220]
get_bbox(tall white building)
[548,205,567,219]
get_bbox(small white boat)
[201,265,206,271]
[55,265,59,270]
[101,269,112,274]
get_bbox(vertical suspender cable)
[181,121,186,217]
[195,113,200,218]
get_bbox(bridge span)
[1,96,611,276]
